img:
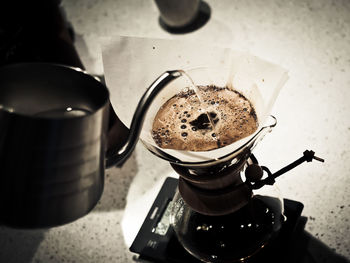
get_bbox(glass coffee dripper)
[134,64,289,262]
[105,53,322,262]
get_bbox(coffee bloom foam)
[152,85,258,152]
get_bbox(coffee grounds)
[152,85,258,151]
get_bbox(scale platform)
[130,177,305,263]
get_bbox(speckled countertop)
[1,0,349,262]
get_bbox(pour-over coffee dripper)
[135,65,286,262]
[134,64,324,262]
[140,64,282,167]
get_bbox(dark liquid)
[34,107,91,118]
[152,85,258,152]
[189,112,219,130]
[175,195,284,262]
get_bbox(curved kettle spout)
[106,70,183,168]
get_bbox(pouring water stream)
[179,70,219,142]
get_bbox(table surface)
[1,0,349,262]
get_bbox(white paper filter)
[102,36,288,163]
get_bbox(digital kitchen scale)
[130,177,306,263]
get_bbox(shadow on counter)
[0,227,46,263]
[290,218,350,263]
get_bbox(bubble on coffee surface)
[152,85,258,151]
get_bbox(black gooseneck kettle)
[0,63,182,228]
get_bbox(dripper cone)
[141,52,288,167]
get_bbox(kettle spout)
[106,70,183,168]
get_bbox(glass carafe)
[170,182,285,263]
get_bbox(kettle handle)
[106,70,183,168]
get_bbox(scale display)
[152,200,173,236]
